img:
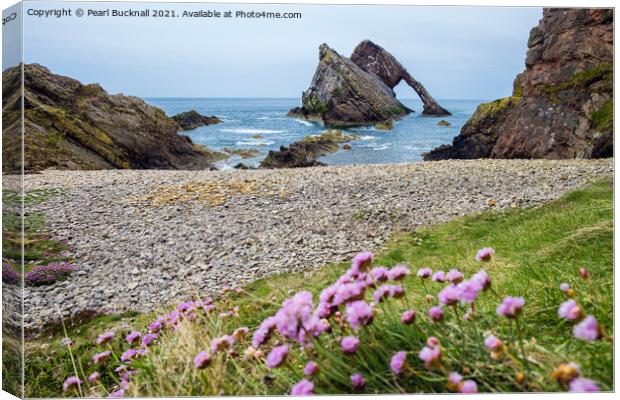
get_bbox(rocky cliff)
[424,8,613,161]
[2,64,219,172]
[351,40,450,116]
[289,41,448,128]
[172,110,221,130]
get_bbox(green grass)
[23,179,613,396]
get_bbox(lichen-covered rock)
[351,40,450,116]
[425,8,613,161]
[260,129,358,168]
[288,44,411,128]
[172,110,221,130]
[2,64,220,172]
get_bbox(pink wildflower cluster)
[25,262,76,286]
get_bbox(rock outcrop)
[289,41,449,127]
[2,64,219,172]
[172,110,221,131]
[424,8,613,161]
[260,129,357,168]
[351,40,450,116]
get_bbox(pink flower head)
[426,336,440,348]
[211,335,235,353]
[400,310,416,325]
[148,320,163,333]
[560,283,570,292]
[345,301,373,330]
[93,350,112,364]
[496,296,525,318]
[446,269,464,284]
[62,376,81,391]
[416,268,432,279]
[303,361,319,376]
[460,380,478,393]
[108,389,125,398]
[387,265,410,281]
[579,268,589,279]
[233,327,250,341]
[194,351,211,369]
[457,279,482,304]
[87,372,100,383]
[373,285,404,303]
[371,267,389,282]
[120,348,146,362]
[252,316,277,347]
[484,334,502,351]
[471,270,491,291]
[341,336,360,354]
[266,344,289,368]
[475,247,494,262]
[352,251,373,272]
[291,379,314,396]
[125,331,140,345]
[558,300,582,320]
[390,351,407,375]
[432,271,446,282]
[438,285,460,306]
[429,306,444,322]
[141,333,157,347]
[96,331,115,345]
[573,315,601,341]
[351,373,366,390]
[418,345,441,369]
[448,372,463,386]
[569,378,600,392]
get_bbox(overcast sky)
[18,1,542,100]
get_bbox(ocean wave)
[358,135,377,141]
[235,140,275,146]
[372,143,392,151]
[404,145,432,151]
[294,119,313,126]
[220,128,286,134]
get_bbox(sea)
[143,98,483,169]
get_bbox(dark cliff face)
[425,8,613,161]
[289,41,449,128]
[2,64,216,172]
[172,110,221,131]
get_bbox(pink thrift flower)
[484,334,502,351]
[457,279,482,304]
[418,345,441,369]
[345,301,373,330]
[460,380,478,393]
[62,376,81,391]
[426,336,440,348]
[558,300,582,320]
[87,371,100,383]
[416,268,432,279]
[93,350,112,364]
[432,271,446,282]
[352,251,373,272]
[446,269,464,284]
[573,315,601,341]
[108,389,125,398]
[429,306,444,322]
[496,296,525,318]
[252,316,277,347]
[233,327,249,341]
[438,285,460,306]
[194,351,211,369]
[448,372,463,386]
[291,379,314,396]
[475,247,494,262]
[560,282,570,292]
[569,378,600,392]
[387,265,410,281]
[390,351,407,375]
[579,268,589,279]
[303,361,319,376]
[371,267,389,282]
[141,333,157,347]
[96,331,114,345]
[341,336,360,354]
[351,373,366,390]
[471,270,491,291]
[266,344,289,368]
[211,335,235,353]
[400,310,416,324]
[125,331,140,345]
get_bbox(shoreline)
[5,158,614,329]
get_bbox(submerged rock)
[172,110,221,130]
[424,9,613,161]
[2,64,221,172]
[223,148,261,159]
[437,120,451,127]
[260,129,358,168]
